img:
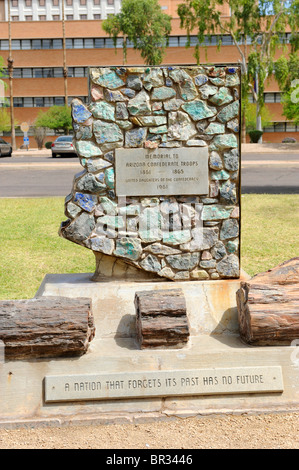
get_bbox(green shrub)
[45,141,53,149]
[248,130,263,143]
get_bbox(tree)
[0,108,12,133]
[177,0,299,142]
[275,52,299,124]
[35,105,72,135]
[33,126,47,150]
[102,0,172,65]
[245,102,274,131]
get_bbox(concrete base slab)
[1,272,299,428]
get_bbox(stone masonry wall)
[60,66,241,281]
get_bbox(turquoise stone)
[202,205,233,221]
[85,158,111,173]
[220,219,239,240]
[149,125,168,134]
[127,90,151,115]
[75,124,93,141]
[226,74,240,86]
[90,101,115,121]
[209,87,233,106]
[91,68,125,89]
[71,98,92,123]
[140,254,161,273]
[212,134,238,150]
[61,212,95,243]
[105,167,115,189]
[204,122,225,134]
[125,128,147,147]
[162,230,191,245]
[166,253,199,270]
[182,99,217,121]
[226,239,239,253]
[216,254,239,277]
[76,173,106,193]
[211,170,230,180]
[93,120,123,144]
[217,100,239,123]
[99,196,117,215]
[220,181,237,205]
[98,215,125,229]
[114,237,142,261]
[169,68,198,100]
[194,74,208,86]
[73,192,97,212]
[151,87,176,101]
[223,148,239,171]
[75,140,102,158]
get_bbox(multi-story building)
[0,0,297,147]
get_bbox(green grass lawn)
[0,194,298,300]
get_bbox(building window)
[11,16,19,21]
[25,0,32,6]
[13,69,22,78]
[107,0,114,4]
[22,68,33,78]
[80,14,88,20]
[25,16,33,21]
[74,38,84,48]
[33,69,43,78]
[12,40,21,49]
[32,39,42,49]
[39,15,46,20]
[66,15,74,20]
[42,39,51,49]
[53,39,63,49]
[39,0,46,5]
[52,15,60,20]
[52,0,59,6]
[53,68,64,77]
[94,0,100,4]
[263,122,299,133]
[34,97,44,107]
[286,122,297,132]
[94,14,101,19]
[24,97,34,107]
[13,98,23,107]
[54,97,65,106]
[66,38,73,49]
[84,38,94,48]
[66,0,73,4]
[80,0,87,4]
[11,0,18,7]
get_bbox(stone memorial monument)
[60,65,241,282]
[2,65,298,428]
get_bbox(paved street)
[241,153,299,194]
[0,151,298,197]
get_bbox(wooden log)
[0,296,95,359]
[135,289,189,349]
[236,257,299,345]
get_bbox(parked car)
[0,138,12,157]
[51,136,77,157]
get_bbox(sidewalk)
[11,143,299,158]
[241,143,299,153]
[12,148,51,157]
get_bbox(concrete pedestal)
[1,271,299,428]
